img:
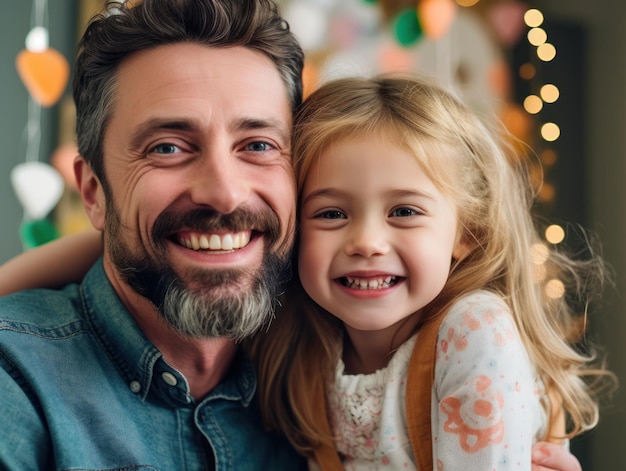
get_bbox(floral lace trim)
[327,335,416,460]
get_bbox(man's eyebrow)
[231,117,290,144]
[129,118,198,150]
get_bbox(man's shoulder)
[0,259,111,326]
[0,284,84,333]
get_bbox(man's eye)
[318,210,346,220]
[246,141,273,152]
[151,143,180,154]
[390,207,419,217]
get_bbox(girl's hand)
[531,442,581,471]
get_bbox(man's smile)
[176,230,252,251]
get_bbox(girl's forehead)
[316,132,438,168]
[312,137,426,178]
[297,124,463,191]
[335,133,462,194]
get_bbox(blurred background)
[0,0,624,467]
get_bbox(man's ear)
[74,156,105,231]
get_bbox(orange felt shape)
[16,48,70,107]
[418,0,457,40]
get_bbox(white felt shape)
[284,0,328,51]
[11,161,64,220]
[25,26,49,52]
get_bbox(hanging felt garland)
[16,26,69,107]
[363,0,458,48]
[13,0,69,249]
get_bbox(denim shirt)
[0,259,305,471]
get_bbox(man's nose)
[189,150,251,214]
[344,219,390,258]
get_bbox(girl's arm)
[432,291,546,470]
[0,230,102,295]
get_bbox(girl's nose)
[344,221,390,257]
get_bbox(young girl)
[0,77,605,471]
[246,75,611,470]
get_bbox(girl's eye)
[318,210,346,220]
[151,143,181,154]
[390,207,420,217]
[246,141,273,152]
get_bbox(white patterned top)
[318,290,546,471]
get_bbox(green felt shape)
[20,219,59,249]
[393,8,424,47]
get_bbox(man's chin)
[158,274,277,341]
[184,279,253,300]
[177,266,254,292]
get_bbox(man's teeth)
[178,232,251,251]
[344,276,396,290]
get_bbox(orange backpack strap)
[314,313,446,471]
[313,442,344,471]
[544,387,566,444]
[405,314,446,471]
[311,374,344,471]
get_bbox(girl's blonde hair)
[246,75,613,456]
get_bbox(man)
[1,0,304,469]
[0,0,581,470]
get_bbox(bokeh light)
[527,27,547,46]
[524,95,543,114]
[541,122,561,142]
[545,224,566,244]
[537,43,557,61]
[524,8,544,27]
[540,83,560,103]
[545,278,565,299]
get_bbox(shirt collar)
[79,258,256,406]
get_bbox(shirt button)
[129,381,141,393]
[161,371,178,386]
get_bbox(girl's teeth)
[344,276,397,289]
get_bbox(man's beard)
[105,201,291,342]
